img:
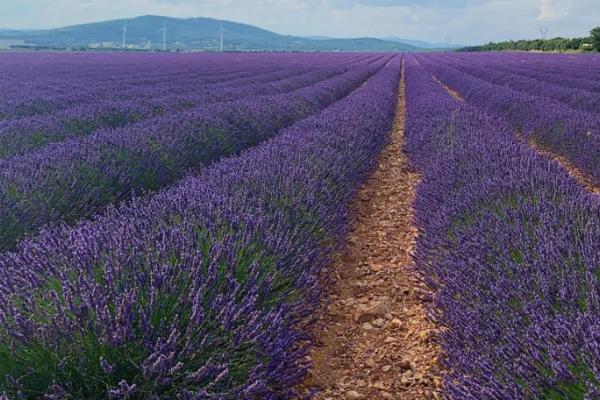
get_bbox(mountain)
[305,35,333,41]
[382,37,467,49]
[0,15,417,52]
[306,34,469,50]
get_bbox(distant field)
[0,51,599,399]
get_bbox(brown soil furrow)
[298,63,445,399]
[430,74,598,196]
[431,75,464,102]
[519,134,600,195]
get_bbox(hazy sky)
[1,0,597,45]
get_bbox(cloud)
[537,0,571,21]
[329,0,477,7]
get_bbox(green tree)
[591,27,600,51]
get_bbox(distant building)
[88,41,119,49]
[582,43,594,51]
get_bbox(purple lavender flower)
[108,380,137,399]
[0,54,402,398]
[405,53,600,399]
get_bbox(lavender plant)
[416,53,600,188]
[0,56,401,399]
[405,55,600,400]
[427,53,600,113]
[0,65,343,159]
[0,56,389,251]
[0,52,372,120]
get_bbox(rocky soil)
[298,66,446,400]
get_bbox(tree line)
[463,27,600,52]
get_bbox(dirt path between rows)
[298,65,445,400]
[523,136,600,195]
[431,75,464,102]
[433,74,600,196]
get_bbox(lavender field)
[407,53,600,399]
[0,51,599,399]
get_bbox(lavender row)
[426,53,600,114]
[0,52,369,100]
[0,64,345,159]
[0,56,401,399]
[0,57,270,119]
[443,53,600,94]
[0,61,311,124]
[416,54,600,186]
[0,52,299,102]
[447,52,600,86]
[405,55,600,399]
[0,58,389,251]
[0,53,372,120]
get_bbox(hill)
[0,15,417,52]
[381,37,466,49]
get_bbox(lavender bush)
[416,53,600,188]
[0,65,344,159]
[405,55,600,400]
[0,52,375,120]
[426,53,600,113]
[0,55,389,251]
[0,56,401,399]
[430,52,600,94]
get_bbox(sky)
[0,0,597,45]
